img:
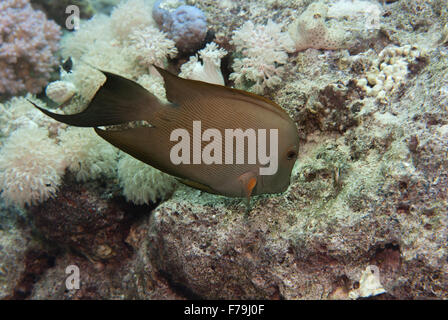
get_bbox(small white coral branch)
[349,266,386,299]
[179,42,227,85]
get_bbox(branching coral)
[288,2,346,52]
[117,154,176,205]
[179,42,227,85]
[0,126,66,207]
[0,0,61,95]
[230,20,295,94]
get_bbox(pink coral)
[0,0,61,95]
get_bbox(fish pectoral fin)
[238,171,258,213]
[238,171,258,200]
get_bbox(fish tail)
[30,71,163,128]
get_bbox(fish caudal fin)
[30,71,163,128]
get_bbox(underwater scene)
[0,0,447,300]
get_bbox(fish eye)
[287,150,297,160]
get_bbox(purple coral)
[153,0,207,53]
[0,0,61,95]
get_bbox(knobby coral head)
[0,0,61,96]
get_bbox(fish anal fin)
[94,127,160,167]
[177,178,218,195]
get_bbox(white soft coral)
[110,0,155,41]
[179,42,227,85]
[117,154,176,205]
[128,25,178,69]
[230,20,295,94]
[58,127,119,182]
[0,126,66,207]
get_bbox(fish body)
[32,67,299,199]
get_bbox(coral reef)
[58,127,119,182]
[179,42,227,85]
[128,25,178,69]
[0,0,61,96]
[117,154,177,205]
[355,45,427,102]
[45,81,76,104]
[153,0,207,53]
[0,0,180,209]
[30,177,146,262]
[288,2,346,52]
[1,0,448,301]
[110,0,156,41]
[0,126,66,207]
[230,20,295,94]
[0,224,31,299]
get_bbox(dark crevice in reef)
[29,173,157,263]
[157,270,203,300]
[9,173,162,299]
[369,243,401,274]
[6,247,60,300]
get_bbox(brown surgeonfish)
[31,67,299,202]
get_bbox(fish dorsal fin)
[154,66,204,106]
[154,66,289,120]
